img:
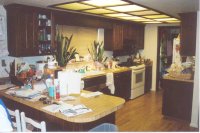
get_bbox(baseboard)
[190,122,199,128]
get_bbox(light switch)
[1,59,6,67]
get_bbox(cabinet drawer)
[83,75,106,88]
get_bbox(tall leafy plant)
[88,41,107,63]
[55,32,77,67]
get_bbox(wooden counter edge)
[0,90,125,123]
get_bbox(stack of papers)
[60,104,92,117]
[42,103,92,117]
[81,91,102,98]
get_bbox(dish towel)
[106,73,115,94]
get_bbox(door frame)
[156,26,180,91]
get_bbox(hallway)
[116,90,198,132]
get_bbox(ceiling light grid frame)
[49,0,180,24]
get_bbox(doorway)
[156,26,180,91]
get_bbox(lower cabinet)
[162,79,193,121]
[114,70,131,101]
[83,75,111,95]
[145,64,152,93]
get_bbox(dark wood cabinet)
[6,5,37,56]
[83,75,111,95]
[123,24,144,49]
[145,64,152,93]
[180,12,197,56]
[6,4,55,57]
[104,23,144,52]
[114,70,131,101]
[162,79,193,121]
[104,23,124,51]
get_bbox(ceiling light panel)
[166,20,181,23]
[104,13,132,17]
[133,18,154,22]
[143,14,169,19]
[130,10,160,16]
[143,21,162,24]
[154,18,178,21]
[83,9,115,14]
[118,16,144,20]
[56,3,95,10]
[82,0,128,7]
[106,5,147,12]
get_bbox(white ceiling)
[0,0,199,18]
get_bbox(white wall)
[144,23,179,91]
[190,10,199,128]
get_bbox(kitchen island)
[0,90,125,131]
[162,75,193,121]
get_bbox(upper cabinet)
[180,12,197,56]
[5,4,55,57]
[104,22,144,52]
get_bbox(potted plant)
[88,41,107,69]
[54,31,77,67]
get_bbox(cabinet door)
[114,70,131,100]
[112,23,124,50]
[162,79,193,121]
[180,12,197,56]
[136,26,144,49]
[145,65,152,93]
[21,8,37,56]
[6,5,37,56]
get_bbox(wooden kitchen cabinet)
[83,75,111,95]
[104,22,144,52]
[6,5,37,56]
[6,4,55,57]
[162,79,193,121]
[179,12,197,56]
[104,23,124,51]
[145,64,152,93]
[114,70,131,101]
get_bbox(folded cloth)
[106,73,115,94]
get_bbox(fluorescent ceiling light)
[143,14,169,18]
[104,13,132,17]
[56,3,95,10]
[130,10,160,16]
[83,9,115,14]
[82,0,128,7]
[143,21,162,24]
[133,19,153,22]
[166,20,181,23]
[106,5,146,12]
[118,16,144,20]
[154,18,178,21]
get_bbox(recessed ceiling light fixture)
[50,0,180,24]
[104,13,132,17]
[106,5,147,12]
[56,3,95,10]
[82,0,128,7]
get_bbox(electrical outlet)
[1,59,6,67]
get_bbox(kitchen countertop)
[162,74,193,83]
[0,89,125,123]
[81,67,132,79]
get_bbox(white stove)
[130,64,145,99]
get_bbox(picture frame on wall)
[0,15,5,41]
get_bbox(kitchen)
[0,0,199,132]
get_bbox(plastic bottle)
[54,79,60,100]
[48,74,54,99]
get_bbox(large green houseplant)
[88,41,107,63]
[55,32,77,67]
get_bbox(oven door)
[131,68,145,89]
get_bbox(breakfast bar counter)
[0,90,125,131]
